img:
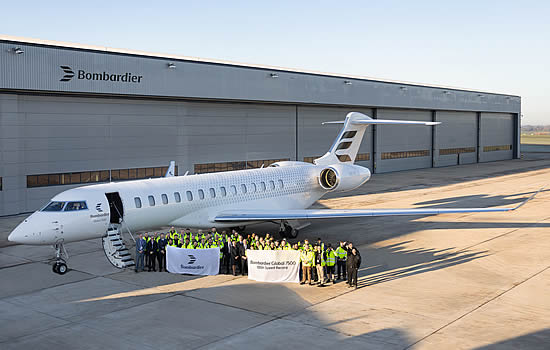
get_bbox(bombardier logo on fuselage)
[59,66,143,83]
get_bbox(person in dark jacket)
[238,239,248,276]
[230,240,240,276]
[346,242,361,284]
[146,237,158,271]
[157,233,167,272]
[135,234,146,273]
[347,248,361,289]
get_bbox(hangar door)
[183,102,296,173]
[375,109,432,173]
[480,113,514,162]
[297,106,373,170]
[434,111,477,167]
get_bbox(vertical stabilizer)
[165,161,176,177]
[314,112,371,166]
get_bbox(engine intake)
[318,164,371,192]
[320,168,338,190]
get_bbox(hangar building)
[0,35,521,216]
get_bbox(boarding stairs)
[102,224,135,269]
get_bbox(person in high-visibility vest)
[300,246,312,285]
[306,246,315,285]
[335,241,348,281]
[325,244,336,284]
[314,244,326,286]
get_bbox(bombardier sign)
[59,66,143,83]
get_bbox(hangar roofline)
[0,34,519,98]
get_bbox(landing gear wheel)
[57,263,68,275]
[52,263,59,273]
[288,227,299,239]
[282,225,299,239]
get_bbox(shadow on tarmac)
[472,328,550,350]
[413,188,550,208]
[356,241,488,288]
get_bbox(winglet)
[165,161,176,177]
[510,186,545,211]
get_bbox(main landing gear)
[51,242,68,275]
[279,221,299,239]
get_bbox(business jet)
[8,112,539,274]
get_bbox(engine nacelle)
[319,163,371,192]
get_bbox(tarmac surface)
[1,150,549,349]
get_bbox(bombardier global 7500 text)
[8,112,538,274]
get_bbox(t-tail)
[314,112,440,166]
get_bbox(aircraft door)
[105,192,124,224]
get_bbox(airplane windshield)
[42,201,66,212]
[64,201,88,211]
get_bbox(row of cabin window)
[134,179,285,208]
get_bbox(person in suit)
[223,236,232,274]
[135,234,146,273]
[146,236,158,271]
[230,240,240,276]
[239,238,249,276]
[157,233,167,272]
[143,232,150,268]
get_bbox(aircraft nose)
[8,223,27,243]
[8,214,49,244]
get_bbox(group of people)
[134,227,362,288]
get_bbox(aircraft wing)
[214,188,542,222]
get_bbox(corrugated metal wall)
[480,113,514,162]
[0,93,519,216]
[375,109,432,173]
[434,111,478,167]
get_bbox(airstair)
[102,224,135,269]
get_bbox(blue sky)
[1,1,549,124]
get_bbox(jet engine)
[318,163,371,192]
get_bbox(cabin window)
[42,201,66,212]
[198,189,205,200]
[209,188,216,198]
[251,183,257,193]
[161,194,168,205]
[278,179,284,189]
[174,192,181,203]
[186,191,193,201]
[134,197,142,208]
[230,185,237,195]
[241,184,247,194]
[260,181,266,192]
[220,186,227,197]
[269,180,275,190]
[148,195,156,206]
[64,201,88,211]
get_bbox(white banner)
[166,246,219,275]
[247,249,300,283]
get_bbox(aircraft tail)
[165,161,176,177]
[314,112,439,166]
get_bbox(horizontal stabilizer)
[322,119,440,126]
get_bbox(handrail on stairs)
[111,204,136,243]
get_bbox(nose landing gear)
[51,242,69,275]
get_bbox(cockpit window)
[64,201,88,211]
[42,201,66,212]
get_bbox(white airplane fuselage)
[8,161,371,245]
